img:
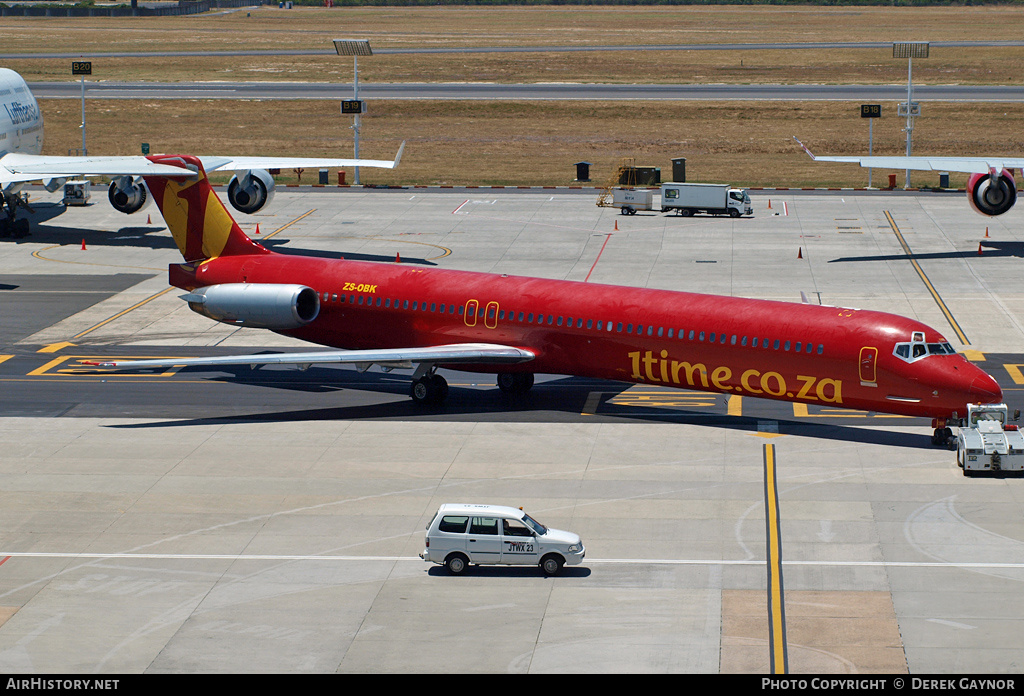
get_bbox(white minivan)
[420,503,585,576]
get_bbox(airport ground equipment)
[62,180,90,206]
[612,188,653,215]
[660,182,752,218]
[957,403,1024,476]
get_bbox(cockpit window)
[893,335,956,363]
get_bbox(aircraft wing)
[794,138,1024,175]
[0,141,404,187]
[199,141,405,173]
[79,342,535,372]
[0,153,195,186]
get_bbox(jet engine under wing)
[794,137,1024,175]
[200,141,405,173]
[79,342,535,372]
[0,153,195,186]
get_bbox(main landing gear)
[409,368,535,405]
[496,372,534,395]
[0,192,32,239]
[411,373,449,405]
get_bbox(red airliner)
[85,155,1003,444]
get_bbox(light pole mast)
[333,39,373,186]
[893,42,929,189]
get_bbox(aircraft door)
[484,301,499,329]
[464,299,479,327]
[859,346,878,386]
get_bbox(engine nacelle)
[227,169,276,215]
[968,169,1017,217]
[107,176,149,214]
[182,283,319,330]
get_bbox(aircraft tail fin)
[142,154,270,263]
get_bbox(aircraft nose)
[969,371,1003,404]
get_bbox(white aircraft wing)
[0,141,404,187]
[199,141,405,173]
[0,153,195,186]
[79,342,535,372]
[794,138,1024,175]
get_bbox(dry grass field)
[6,5,1024,85]
[38,98,1024,189]
[8,5,1024,187]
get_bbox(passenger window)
[731,335,737,345]
[741,336,747,347]
[403,300,409,309]
[617,322,623,332]
[627,324,633,333]
[667,328,673,338]
[439,516,469,533]
[784,341,791,351]
[557,316,564,327]
[503,519,533,537]
[688,330,695,340]
[699,332,705,342]
[773,340,780,350]
[376,297,382,307]
[587,319,593,329]
[470,517,499,535]
[710,333,716,343]
[578,318,584,329]
[648,326,654,336]
[431,303,437,312]
[817,344,824,355]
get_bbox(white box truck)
[611,188,654,215]
[660,183,752,218]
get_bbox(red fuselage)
[177,252,1002,421]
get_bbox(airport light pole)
[333,39,372,185]
[893,42,929,189]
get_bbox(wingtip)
[393,141,405,168]
[793,137,815,160]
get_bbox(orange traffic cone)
[395,252,401,263]
[768,199,772,209]
[614,220,619,231]
[978,243,984,256]
[146,214,151,224]
[798,247,803,259]
[985,226,990,238]
[81,238,86,250]
[254,224,260,235]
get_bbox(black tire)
[411,374,449,405]
[540,554,564,576]
[729,208,741,218]
[680,208,693,217]
[445,553,469,575]
[496,372,534,395]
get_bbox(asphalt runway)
[2,187,1024,673]
[27,81,1024,102]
